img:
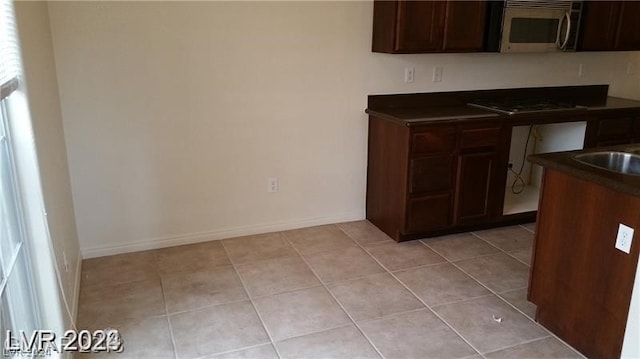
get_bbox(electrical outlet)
[433,66,443,82]
[578,63,585,77]
[268,177,279,193]
[627,62,635,75]
[615,223,634,254]
[404,67,415,83]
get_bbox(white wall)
[623,256,640,358]
[45,1,640,257]
[15,1,81,325]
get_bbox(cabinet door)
[579,1,619,51]
[406,193,452,232]
[615,1,640,50]
[409,155,454,194]
[585,115,635,147]
[442,1,487,52]
[455,152,496,224]
[395,0,445,52]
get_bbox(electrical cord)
[510,125,534,194]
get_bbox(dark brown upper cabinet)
[579,1,640,51]
[372,0,487,54]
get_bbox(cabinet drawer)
[411,126,456,155]
[406,193,452,232]
[460,126,501,150]
[409,155,454,193]
[597,117,633,138]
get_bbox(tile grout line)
[418,245,505,265]
[232,238,480,343]
[354,305,441,325]
[192,342,279,359]
[247,283,325,301]
[283,231,388,359]
[163,297,257,317]
[421,241,562,354]
[337,226,487,359]
[455,232,547,317]
[496,285,530,297]
[469,231,532,260]
[418,237,540,359]
[467,231,534,267]
[416,228,585,358]
[376,224,576,357]
[361,246,449,274]
[219,240,284,359]
[519,223,536,234]
[503,251,533,267]
[281,226,362,258]
[86,222,580,358]
[423,239,538,319]
[369,262,487,358]
[479,335,555,356]
[154,250,180,359]
[265,323,357,345]
[427,293,496,310]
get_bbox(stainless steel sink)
[574,151,640,175]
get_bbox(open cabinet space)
[504,122,587,215]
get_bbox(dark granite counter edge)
[529,145,640,197]
[368,85,611,109]
[365,108,501,126]
[367,97,640,126]
[366,84,640,126]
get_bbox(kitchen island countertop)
[528,144,640,198]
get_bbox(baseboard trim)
[81,211,363,258]
[71,254,82,325]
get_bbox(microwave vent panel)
[506,0,573,10]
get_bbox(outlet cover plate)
[268,177,279,193]
[433,66,443,82]
[404,67,415,83]
[616,223,634,254]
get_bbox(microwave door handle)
[558,12,571,49]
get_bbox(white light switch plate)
[616,223,634,254]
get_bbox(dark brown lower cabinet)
[584,111,640,148]
[366,116,507,241]
[454,124,504,225]
[366,87,640,242]
[455,152,495,224]
[407,193,452,232]
[409,155,454,193]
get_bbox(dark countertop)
[366,96,640,126]
[583,96,640,112]
[366,85,640,126]
[529,144,640,197]
[365,105,500,124]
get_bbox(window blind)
[0,0,21,100]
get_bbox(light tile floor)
[77,221,585,359]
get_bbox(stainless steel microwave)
[496,0,583,53]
